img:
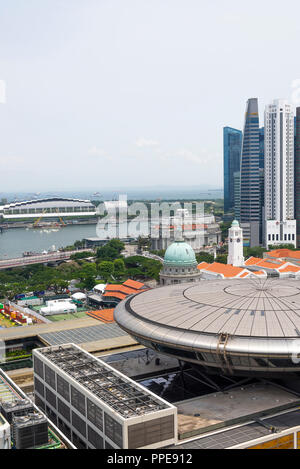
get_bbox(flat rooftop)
[171,408,300,449]
[175,382,300,439]
[36,344,174,419]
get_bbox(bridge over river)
[0,249,93,270]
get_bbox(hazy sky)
[1,0,300,192]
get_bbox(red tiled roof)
[245,257,263,266]
[123,279,146,290]
[102,291,127,300]
[267,249,300,259]
[279,265,300,273]
[197,262,245,278]
[86,309,114,323]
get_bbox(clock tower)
[227,220,245,266]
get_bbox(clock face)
[237,238,241,243]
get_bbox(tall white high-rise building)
[264,99,296,248]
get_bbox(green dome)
[164,241,197,267]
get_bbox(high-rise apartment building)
[223,127,242,215]
[264,100,296,248]
[240,98,261,247]
[295,108,300,246]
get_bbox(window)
[104,414,123,448]
[88,426,104,449]
[34,377,45,397]
[58,398,71,422]
[44,365,56,390]
[34,357,44,379]
[71,386,86,416]
[57,375,70,401]
[72,411,87,438]
[46,387,57,409]
[87,399,103,431]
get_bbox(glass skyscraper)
[240,98,261,246]
[223,127,242,215]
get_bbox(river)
[0,225,100,259]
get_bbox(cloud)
[88,146,111,159]
[135,137,160,148]
[0,80,6,104]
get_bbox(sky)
[0,0,300,192]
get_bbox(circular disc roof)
[163,240,197,267]
[115,278,300,339]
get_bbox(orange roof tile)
[197,262,245,278]
[240,272,249,278]
[123,279,146,290]
[279,265,300,273]
[267,249,300,260]
[102,291,127,300]
[86,309,114,323]
[197,262,210,270]
[253,270,265,275]
[245,257,263,266]
[105,284,137,295]
[256,260,286,269]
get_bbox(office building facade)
[33,344,177,449]
[223,127,242,214]
[240,98,261,247]
[264,100,296,248]
[295,108,300,247]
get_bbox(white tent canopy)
[93,284,107,294]
[71,292,87,301]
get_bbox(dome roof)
[231,219,239,227]
[164,240,197,267]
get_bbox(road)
[0,249,94,270]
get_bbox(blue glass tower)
[223,127,242,214]
[240,98,261,246]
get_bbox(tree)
[96,239,125,261]
[196,252,214,264]
[215,254,227,264]
[98,261,115,282]
[113,258,126,279]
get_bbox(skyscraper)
[240,98,261,246]
[295,107,300,246]
[264,100,296,247]
[223,127,242,215]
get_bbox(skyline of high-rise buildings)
[223,97,299,249]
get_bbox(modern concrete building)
[264,100,296,248]
[240,98,261,247]
[0,198,96,219]
[223,127,242,215]
[295,107,300,247]
[33,344,177,449]
[159,240,202,285]
[114,278,300,377]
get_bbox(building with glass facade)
[223,127,242,215]
[240,98,261,247]
[295,108,300,247]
